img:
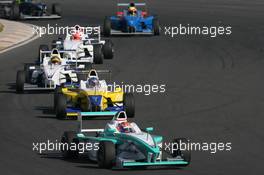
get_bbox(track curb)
[0,19,40,54]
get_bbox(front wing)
[66,107,122,117]
[110,29,154,36]
[20,14,61,20]
[122,160,188,167]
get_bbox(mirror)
[145,127,153,132]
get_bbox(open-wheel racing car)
[0,0,61,20]
[51,25,114,65]
[60,111,191,169]
[16,48,81,93]
[103,1,160,36]
[54,69,135,119]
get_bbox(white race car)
[16,49,79,93]
[50,26,114,65]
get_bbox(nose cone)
[127,18,139,27]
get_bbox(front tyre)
[61,131,79,159]
[172,138,191,166]
[153,18,160,36]
[16,70,25,93]
[52,3,62,16]
[93,45,103,64]
[103,17,111,37]
[97,141,116,169]
[102,39,114,59]
[123,93,135,118]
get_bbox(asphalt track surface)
[0,0,264,174]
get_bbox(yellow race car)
[54,69,135,119]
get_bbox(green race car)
[60,111,191,169]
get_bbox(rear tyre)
[102,40,114,59]
[61,131,79,159]
[16,70,25,93]
[153,18,160,35]
[51,40,57,49]
[123,93,135,118]
[56,93,67,119]
[172,138,191,166]
[103,17,111,37]
[129,26,135,33]
[52,3,62,16]
[77,73,87,83]
[54,86,62,111]
[93,45,103,64]
[97,141,116,169]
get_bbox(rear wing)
[39,49,76,63]
[39,49,93,70]
[0,0,15,5]
[77,112,118,133]
[116,2,147,17]
[117,3,146,7]
[75,69,112,74]
[0,0,14,11]
[75,68,112,82]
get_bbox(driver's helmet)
[86,77,100,88]
[72,32,82,40]
[128,3,137,16]
[50,56,61,64]
[117,122,133,133]
[71,25,83,40]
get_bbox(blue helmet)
[87,77,99,88]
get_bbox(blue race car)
[103,2,160,36]
[0,0,61,20]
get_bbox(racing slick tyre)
[61,131,79,159]
[172,138,191,166]
[153,18,160,35]
[128,26,135,33]
[56,93,67,119]
[54,86,62,111]
[51,40,57,49]
[103,17,111,37]
[39,44,49,62]
[10,3,20,20]
[77,73,87,83]
[123,93,135,118]
[102,39,114,59]
[52,38,63,50]
[52,3,62,16]
[23,63,35,83]
[16,70,25,93]
[93,45,103,64]
[98,141,116,169]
